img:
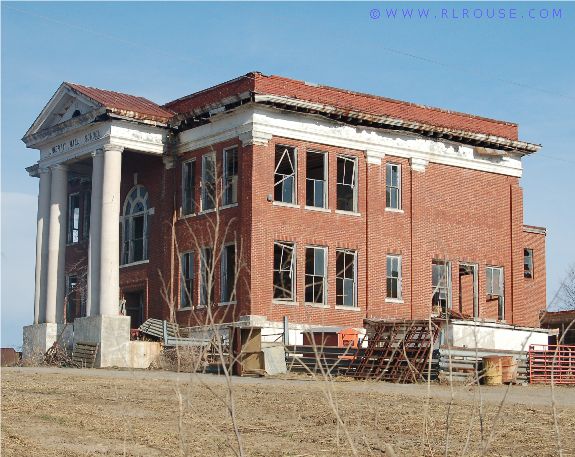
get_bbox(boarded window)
[180,252,195,308]
[201,154,216,211]
[337,156,357,212]
[306,151,327,208]
[386,255,402,300]
[305,246,326,304]
[486,266,505,320]
[182,160,196,215]
[200,247,214,306]
[386,163,401,209]
[221,244,237,303]
[432,260,451,313]
[223,147,238,206]
[274,146,297,204]
[67,193,80,244]
[336,249,357,306]
[524,249,534,278]
[273,241,295,300]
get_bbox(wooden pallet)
[72,342,99,368]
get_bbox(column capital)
[102,143,124,153]
[38,166,51,175]
[91,149,105,158]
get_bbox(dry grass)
[2,368,574,456]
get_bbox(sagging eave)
[253,94,541,155]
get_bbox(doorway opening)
[124,290,145,329]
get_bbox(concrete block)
[128,341,161,369]
[73,315,131,368]
[22,323,62,363]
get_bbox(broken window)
[221,244,237,303]
[337,156,357,212]
[386,255,402,300]
[306,151,327,208]
[122,185,149,265]
[182,159,196,215]
[200,247,214,306]
[524,249,534,279]
[180,252,195,308]
[274,145,297,204]
[432,260,451,314]
[459,263,479,318]
[486,266,505,320]
[273,241,295,301]
[201,153,216,211]
[223,147,238,206]
[82,191,91,240]
[67,193,80,244]
[305,246,327,304]
[386,163,401,209]
[336,249,357,307]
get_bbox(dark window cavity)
[306,151,327,208]
[181,252,195,308]
[182,160,196,215]
[273,241,295,301]
[305,246,326,304]
[201,154,216,211]
[386,255,402,300]
[221,244,237,303]
[200,247,214,306]
[223,147,238,206]
[432,260,451,313]
[67,193,80,244]
[336,156,357,212]
[524,249,534,278]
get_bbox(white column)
[99,144,123,316]
[33,167,51,324]
[45,164,68,324]
[86,149,104,317]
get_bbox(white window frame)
[222,146,239,206]
[273,241,296,302]
[432,259,452,313]
[336,155,358,213]
[305,150,328,209]
[305,246,327,305]
[336,249,357,307]
[181,158,196,216]
[274,145,297,205]
[121,185,150,265]
[386,163,401,210]
[486,266,505,320]
[180,251,195,309]
[524,248,534,279]
[220,243,237,304]
[386,255,402,301]
[201,153,216,212]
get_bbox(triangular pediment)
[24,83,103,140]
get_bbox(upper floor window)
[524,249,534,279]
[432,260,451,313]
[67,193,80,244]
[336,249,357,307]
[386,163,401,210]
[182,159,196,216]
[122,185,150,265]
[306,151,327,208]
[223,147,239,206]
[274,145,297,204]
[386,255,402,300]
[201,153,216,211]
[486,266,505,320]
[336,156,357,212]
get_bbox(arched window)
[122,185,150,264]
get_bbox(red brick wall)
[522,229,547,327]
[64,135,545,329]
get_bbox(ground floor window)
[273,241,295,301]
[336,249,357,307]
[386,255,402,300]
[432,260,451,313]
[221,244,237,303]
[305,246,327,304]
[180,252,195,308]
[486,266,505,320]
[200,247,214,306]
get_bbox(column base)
[73,315,131,368]
[23,323,73,364]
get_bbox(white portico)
[22,82,170,366]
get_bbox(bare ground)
[1,367,574,456]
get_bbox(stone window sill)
[385,208,404,214]
[335,210,361,217]
[385,298,404,304]
[335,305,362,311]
[272,300,299,306]
[120,260,149,269]
[272,201,300,209]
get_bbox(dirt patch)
[1,368,574,456]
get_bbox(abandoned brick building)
[22,72,547,365]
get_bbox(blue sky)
[1,2,574,347]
